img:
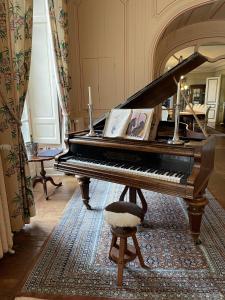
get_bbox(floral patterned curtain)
[48,0,71,135]
[0,0,35,231]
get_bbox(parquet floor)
[0,136,224,300]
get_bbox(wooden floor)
[0,136,225,300]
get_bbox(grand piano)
[55,52,215,244]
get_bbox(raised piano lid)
[94,52,208,129]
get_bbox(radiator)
[0,145,14,258]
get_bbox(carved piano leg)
[185,197,208,245]
[76,176,92,210]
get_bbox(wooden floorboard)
[0,136,224,300]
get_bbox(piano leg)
[185,197,208,245]
[76,175,92,210]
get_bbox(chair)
[104,201,146,286]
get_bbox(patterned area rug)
[16,180,225,300]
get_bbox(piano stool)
[104,201,146,286]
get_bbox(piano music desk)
[29,156,62,200]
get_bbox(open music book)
[103,108,154,140]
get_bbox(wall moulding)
[153,0,177,16]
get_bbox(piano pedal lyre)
[119,186,150,228]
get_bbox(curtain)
[0,0,35,231]
[48,0,71,136]
[0,146,14,258]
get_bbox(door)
[205,77,221,126]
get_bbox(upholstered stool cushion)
[104,201,144,227]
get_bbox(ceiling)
[162,0,225,38]
[165,45,225,73]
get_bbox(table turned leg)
[45,176,62,189]
[185,197,208,244]
[76,175,92,210]
[39,161,48,199]
[34,161,62,200]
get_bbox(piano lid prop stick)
[86,86,97,137]
[174,78,208,138]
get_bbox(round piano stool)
[104,201,146,287]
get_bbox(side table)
[28,156,62,200]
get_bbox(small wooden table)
[28,156,62,200]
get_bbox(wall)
[68,0,216,128]
[185,72,214,86]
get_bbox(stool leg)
[118,237,126,287]
[109,233,117,254]
[131,233,146,268]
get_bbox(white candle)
[88,86,92,105]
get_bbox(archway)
[153,0,225,77]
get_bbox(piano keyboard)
[65,157,187,184]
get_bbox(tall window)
[22,0,60,145]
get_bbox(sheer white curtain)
[0,146,14,259]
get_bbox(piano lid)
[94,52,208,128]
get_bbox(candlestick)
[88,86,92,105]
[86,86,98,137]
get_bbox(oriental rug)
[16,180,225,300]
